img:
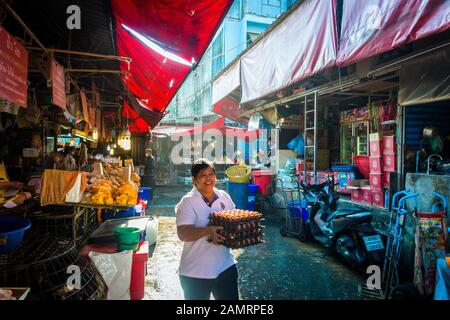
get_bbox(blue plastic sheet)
[287,135,305,156]
[434,258,450,300]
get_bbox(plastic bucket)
[248,184,259,210]
[0,216,32,253]
[287,200,308,221]
[138,187,153,202]
[115,227,141,251]
[252,170,273,196]
[226,181,249,210]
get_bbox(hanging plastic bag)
[89,250,133,300]
[287,135,304,156]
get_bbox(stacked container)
[367,133,396,208]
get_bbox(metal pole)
[65,69,124,74]
[3,1,48,54]
[304,95,307,183]
[27,47,132,63]
[314,91,317,184]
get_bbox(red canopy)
[112,0,233,122]
[122,100,165,134]
[174,117,258,141]
[337,0,450,66]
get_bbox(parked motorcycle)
[300,176,385,272]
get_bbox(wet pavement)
[144,185,364,300]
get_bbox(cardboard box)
[369,140,381,156]
[383,154,397,172]
[22,148,40,158]
[349,187,362,202]
[369,132,383,141]
[370,173,383,191]
[349,179,370,187]
[372,191,385,207]
[123,165,132,181]
[382,136,396,155]
[93,162,103,176]
[369,156,383,173]
[383,172,392,189]
[361,187,372,205]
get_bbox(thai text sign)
[51,58,66,110]
[0,27,28,107]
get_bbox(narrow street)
[144,185,365,300]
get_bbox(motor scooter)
[302,176,385,272]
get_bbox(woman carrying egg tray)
[209,209,264,248]
[175,159,241,300]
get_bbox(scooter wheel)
[280,226,288,237]
[390,284,421,300]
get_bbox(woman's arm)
[177,225,224,244]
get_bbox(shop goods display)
[86,163,139,206]
[208,210,264,249]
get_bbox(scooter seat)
[331,213,372,232]
[334,209,367,217]
[345,212,372,219]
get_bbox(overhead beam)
[27,47,132,63]
[65,69,124,74]
[2,1,48,54]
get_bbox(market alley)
[144,185,364,300]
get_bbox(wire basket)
[226,165,251,183]
[353,155,370,179]
[0,233,107,300]
[29,206,98,247]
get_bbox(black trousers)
[179,264,239,300]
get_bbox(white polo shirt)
[175,186,236,279]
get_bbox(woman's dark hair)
[191,159,216,179]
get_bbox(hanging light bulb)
[107,144,111,151]
[109,148,114,155]
[93,127,98,141]
[123,130,131,151]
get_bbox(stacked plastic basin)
[138,187,153,203]
[252,170,273,196]
[226,181,249,210]
[248,184,259,210]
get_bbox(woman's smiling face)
[193,166,216,193]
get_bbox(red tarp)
[212,96,248,125]
[112,0,233,121]
[175,117,258,141]
[337,0,450,66]
[123,96,165,134]
[240,0,338,104]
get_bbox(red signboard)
[337,0,450,66]
[80,91,90,125]
[50,59,66,110]
[0,27,28,107]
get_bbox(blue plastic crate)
[287,200,308,221]
[332,165,363,179]
[102,205,143,221]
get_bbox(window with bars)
[212,29,224,77]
